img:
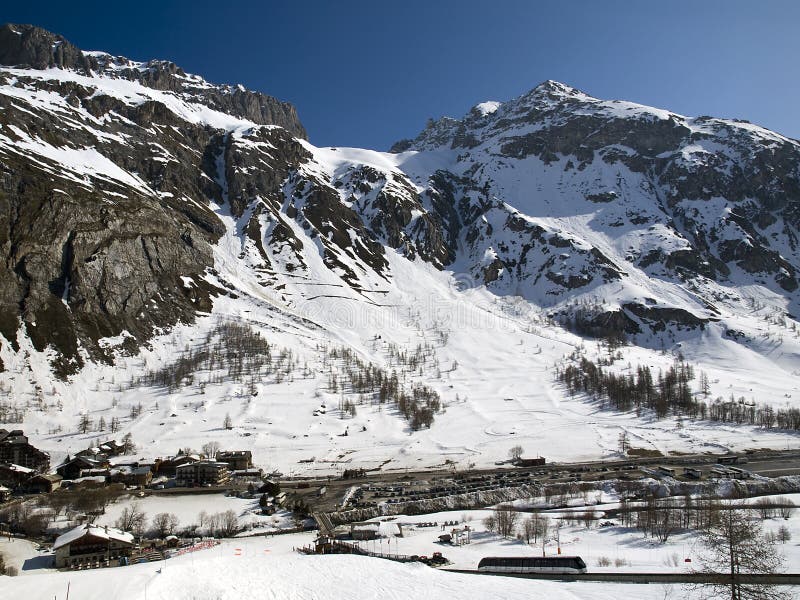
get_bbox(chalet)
[156,454,200,477]
[109,466,153,488]
[215,450,253,471]
[98,440,126,456]
[61,475,109,490]
[175,460,230,487]
[232,467,264,479]
[53,524,134,568]
[56,456,107,480]
[0,462,35,489]
[76,447,105,460]
[257,479,281,495]
[27,473,63,493]
[0,429,50,472]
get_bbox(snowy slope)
[0,26,799,473]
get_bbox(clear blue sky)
[3,1,799,149]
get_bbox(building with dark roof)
[0,429,50,472]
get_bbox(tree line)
[131,322,297,392]
[556,356,800,430]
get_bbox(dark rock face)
[0,77,222,374]
[0,23,97,73]
[0,24,312,373]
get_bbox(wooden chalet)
[27,473,63,493]
[0,462,35,489]
[53,524,134,568]
[56,456,108,480]
[109,466,153,487]
[155,453,200,477]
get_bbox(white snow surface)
[5,499,800,598]
[0,66,799,475]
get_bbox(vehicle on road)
[477,556,587,574]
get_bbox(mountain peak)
[530,79,582,95]
[0,23,307,138]
[0,23,96,73]
[470,100,502,117]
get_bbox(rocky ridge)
[0,25,799,377]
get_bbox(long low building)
[53,524,135,568]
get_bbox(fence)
[167,539,220,558]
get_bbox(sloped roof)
[31,473,62,482]
[110,465,151,476]
[53,524,134,550]
[0,463,34,474]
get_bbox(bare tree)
[71,487,116,516]
[223,413,233,430]
[777,500,795,520]
[151,512,180,537]
[581,509,596,529]
[522,515,537,544]
[202,441,221,460]
[494,504,520,538]
[508,445,524,462]
[776,525,791,544]
[483,513,497,534]
[754,497,774,520]
[115,503,147,536]
[538,514,550,544]
[651,498,680,543]
[693,504,788,600]
[218,509,239,537]
[523,513,548,544]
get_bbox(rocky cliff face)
[0,24,306,137]
[0,24,307,374]
[388,81,800,337]
[1,25,799,376]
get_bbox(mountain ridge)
[1,24,799,471]
[1,23,799,374]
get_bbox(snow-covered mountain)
[1,24,799,472]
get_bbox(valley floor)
[3,494,800,599]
